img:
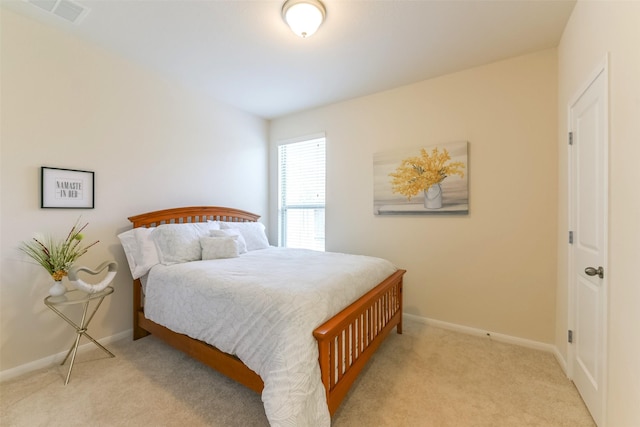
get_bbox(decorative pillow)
[117,227,160,279]
[220,221,270,251]
[200,236,240,260]
[210,229,247,254]
[152,223,210,265]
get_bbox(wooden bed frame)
[129,206,405,416]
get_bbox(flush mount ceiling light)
[282,0,326,38]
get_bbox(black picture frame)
[41,167,95,209]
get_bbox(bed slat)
[314,268,404,415]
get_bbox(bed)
[124,206,405,425]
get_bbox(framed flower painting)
[373,141,468,215]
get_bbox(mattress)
[144,247,397,427]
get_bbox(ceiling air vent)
[24,0,89,24]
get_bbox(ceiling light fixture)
[282,0,326,38]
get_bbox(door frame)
[566,55,609,426]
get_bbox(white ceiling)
[4,0,576,119]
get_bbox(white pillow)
[210,229,247,254]
[152,223,210,265]
[117,227,160,279]
[220,221,270,251]
[200,236,240,260]
[117,228,139,277]
[134,227,160,275]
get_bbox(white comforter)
[145,247,397,427]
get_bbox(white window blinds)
[278,137,326,251]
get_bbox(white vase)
[424,183,443,209]
[49,280,66,297]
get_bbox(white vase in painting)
[424,183,443,209]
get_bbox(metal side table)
[44,286,115,384]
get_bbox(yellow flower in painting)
[389,147,465,200]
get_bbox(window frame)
[276,134,326,250]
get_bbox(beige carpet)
[0,318,595,426]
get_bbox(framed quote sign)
[41,167,94,209]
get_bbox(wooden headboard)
[128,205,261,340]
[128,206,260,229]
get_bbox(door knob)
[585,266,604,279]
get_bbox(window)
[278,137,326,251]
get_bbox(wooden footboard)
[133,268,404,414]
[314,269,404,415]
[128,206,405,416]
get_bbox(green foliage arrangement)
[20,218,99,281]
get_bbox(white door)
[569,64,608,426]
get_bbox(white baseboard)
[0,329,132,383]
[404,313,559,354]
[4,317,569,383]
[552,346,569,376]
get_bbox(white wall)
[556,1,640,425]
[270,49,559,344]
[0,9,268,373]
